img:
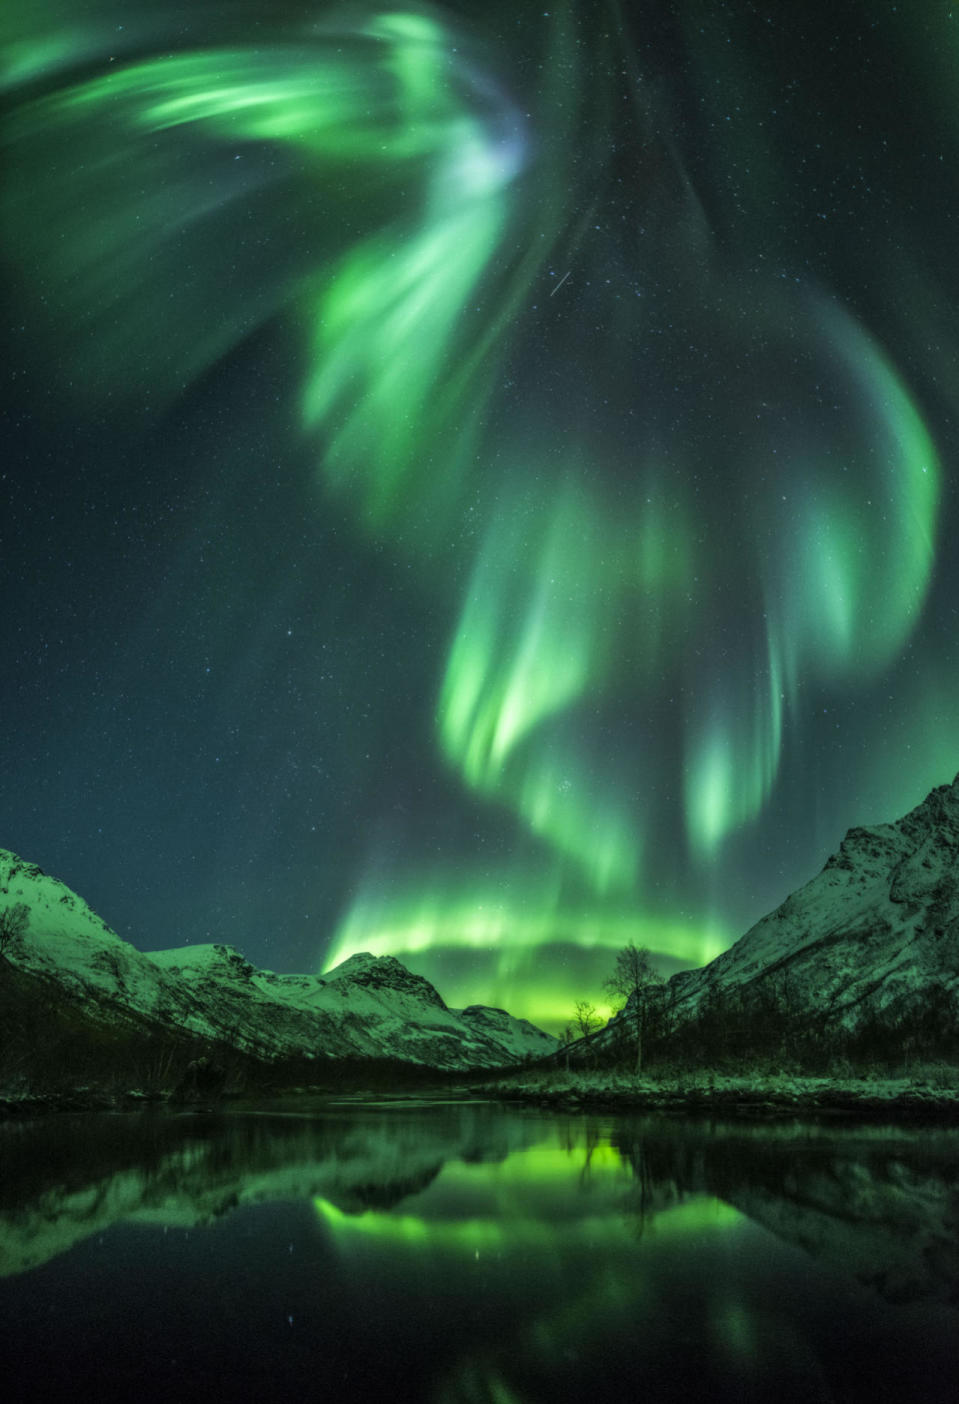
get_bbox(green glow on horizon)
[325,873,729,1026]
[329,892,726,965]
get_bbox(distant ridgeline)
[0,849,557,1098]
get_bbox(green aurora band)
[2,2,953,1026]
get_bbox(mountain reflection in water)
[1,1100,957,1403]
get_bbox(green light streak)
[302,176,508,532]
[829,305,940,655]
[774,300,940,682]
[1,32,76,86]
[45,26,470,162]
[295,14,526,533]
[437,478,696,894]
[685,636,784,858]
[440,487,605,789]
[1,12,526,544]
[687,298,940,857]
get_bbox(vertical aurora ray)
[436,472,693,895]
[439,486,605,785]
[684,294,941,857]
[763,303,940,682]
[684,641,785,860]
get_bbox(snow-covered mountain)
[0,850,556,1071]
[669,773,959,1026]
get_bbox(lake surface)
[1,1098,957,1402]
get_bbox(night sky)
[3,1,958,1031]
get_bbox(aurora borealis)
[3,1,958,1031]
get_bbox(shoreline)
[480,1072,959,1121]
[4,1071,959,1123]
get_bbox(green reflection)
[5,1102,958,1404]
[314,1140,743,1253]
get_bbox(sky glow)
[3,1,958,1031]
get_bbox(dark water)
[1,1100,958,1403]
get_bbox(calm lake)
[1,1099,957,1402]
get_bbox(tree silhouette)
[572,1000,603,1065]
[604,943,663,1074]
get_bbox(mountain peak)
[147,944,257,980]
[323,952,448,1009]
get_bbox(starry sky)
[2,0,958,1031]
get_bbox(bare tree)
[604,943,663,1074]
[572,1000,603,1065]
[0,902,29,959]
[573,1000,602,1039]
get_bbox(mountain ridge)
[666,772,959,1028]
[0,849,557,1077]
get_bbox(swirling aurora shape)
[1,2,946,1026]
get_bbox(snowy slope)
[457,1004,565,1065]
[0,851,557,1070]
[668,773,959,1025]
